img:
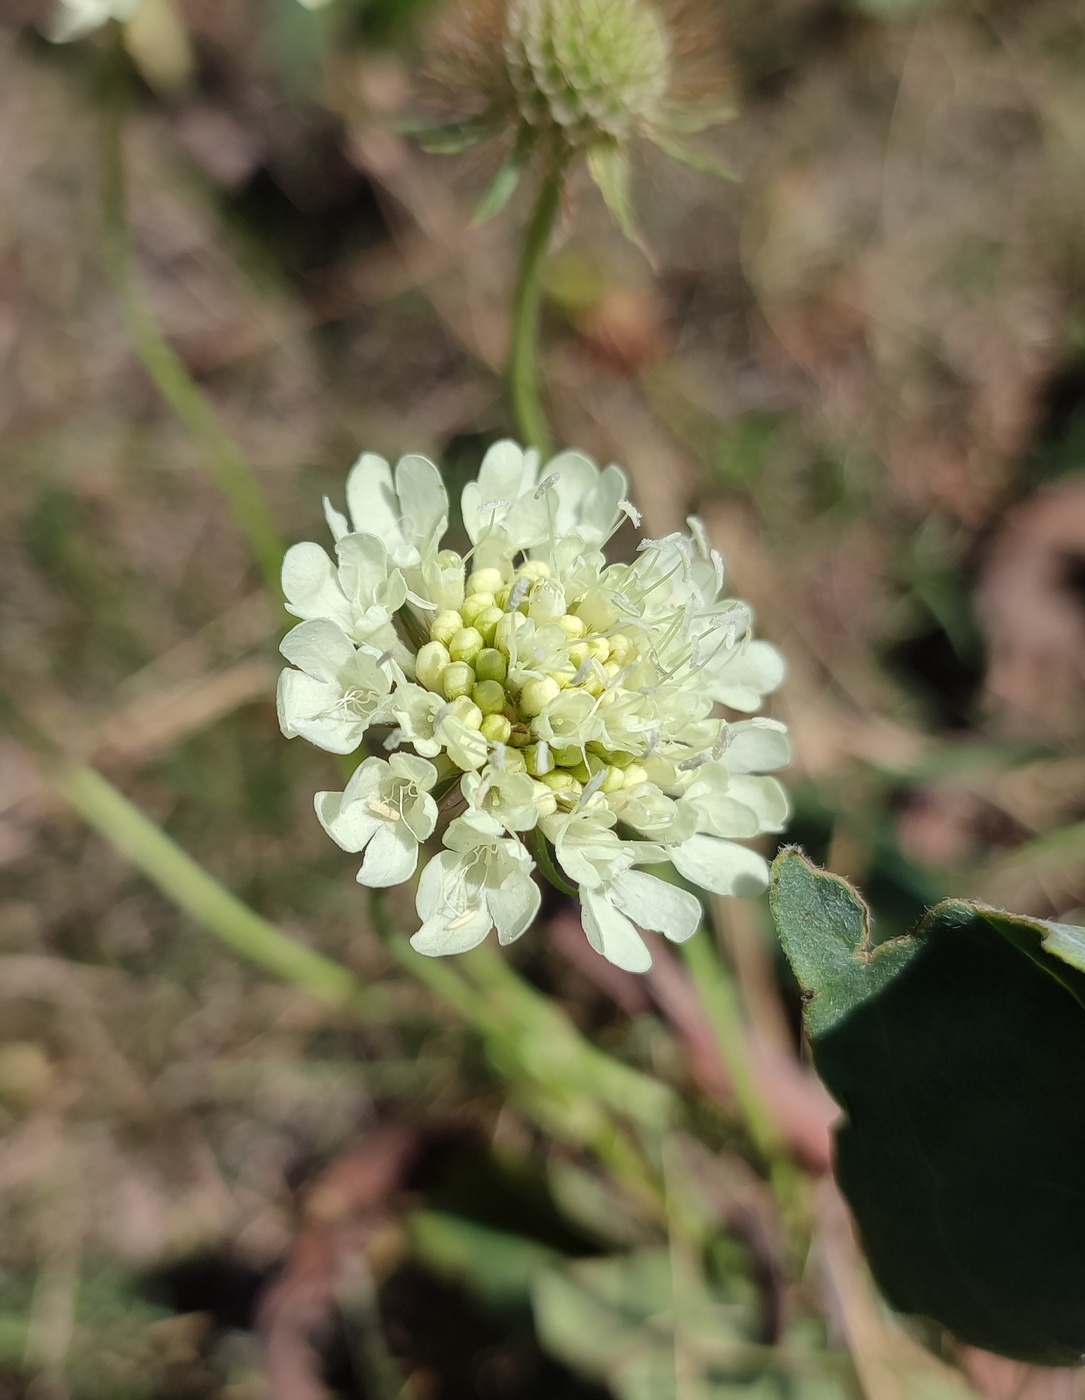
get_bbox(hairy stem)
[509,171,563,455]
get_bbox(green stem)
[680,929,785,1167]
[98,39,284,597]
[528,827,578,897]
[509,170,563,455]
[56,762,388,1020]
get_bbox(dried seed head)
[421,0,733,237]
[504,0,672,147]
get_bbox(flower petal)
[346,452,401,542]
[726,776,791,834]
[725,718,791,774]
[489,868,541,945]
[671,834,770,898]
[709,640,786,712]
[581,886,653,973]
[314,787,382,852]
[276,670,363,754]
[611,870,701,944]
[357,822,418,887]
[279,618,356,683]
[282,542,351,629]
[394,453,448,550]
[412,853,492,954]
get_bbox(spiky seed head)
[421,0,733,237]
[504,0,672,147]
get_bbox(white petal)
[282,543,351,629]
[340,756,387,805]
[314,787,382,852]
[346,452,401,542]
[710,641,786,712]
[461,440,526,543]
[581,887,653,973]
[412,854,491,954]
[388,753,439,791]
[670,834,770,898]
[611,870,701,944]
[337,532,393,600]
[279,618,356,683]
[276,671,362,753]
[725,719,791,774]
[489,869,541,945]
[323,496,350,542]
[411,911,491,956]
[357,823,418,887]
[395,454,448,548]
[691,794,764,840]
[414,850,457,922]
[726,776,791,834]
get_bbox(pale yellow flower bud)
[450,627,485,663]
[467,567,504,596]
[473,679,508,715]
[416,640,451,692]
[442,662,476,701]
[475,647,509,684]
[520,676,560,716]
[481,713,513,744]
[431,609,464,647]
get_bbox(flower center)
[413,559,649,808]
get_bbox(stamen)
[507,575,530,611]
[686,515,710,558]
[580,769,608,802]
[368,799,401,822]
[678,753,710,771]
[447,908,481,931]
[533,474,559,499]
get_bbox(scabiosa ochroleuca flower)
[278,442,789,972]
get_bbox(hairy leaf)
[770,848,1085,1365]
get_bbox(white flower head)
[279,440,789,969]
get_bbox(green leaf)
[534,1247,848,1400]
[472,128,535,225]
[586,144,641,245]
[770,848,1085,1365]
[651,133,736,181]
[408,116,495,155]
[1042,919,1085,976]
[408,1211,560,1308]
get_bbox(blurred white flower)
[50,0,143,41]
[279,441,790,970]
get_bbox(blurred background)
[2,0,1085,1395]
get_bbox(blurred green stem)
[56,761,385,1019]
[98,35,283,596]
[680,929,785,1167]
[509,171,563,455]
